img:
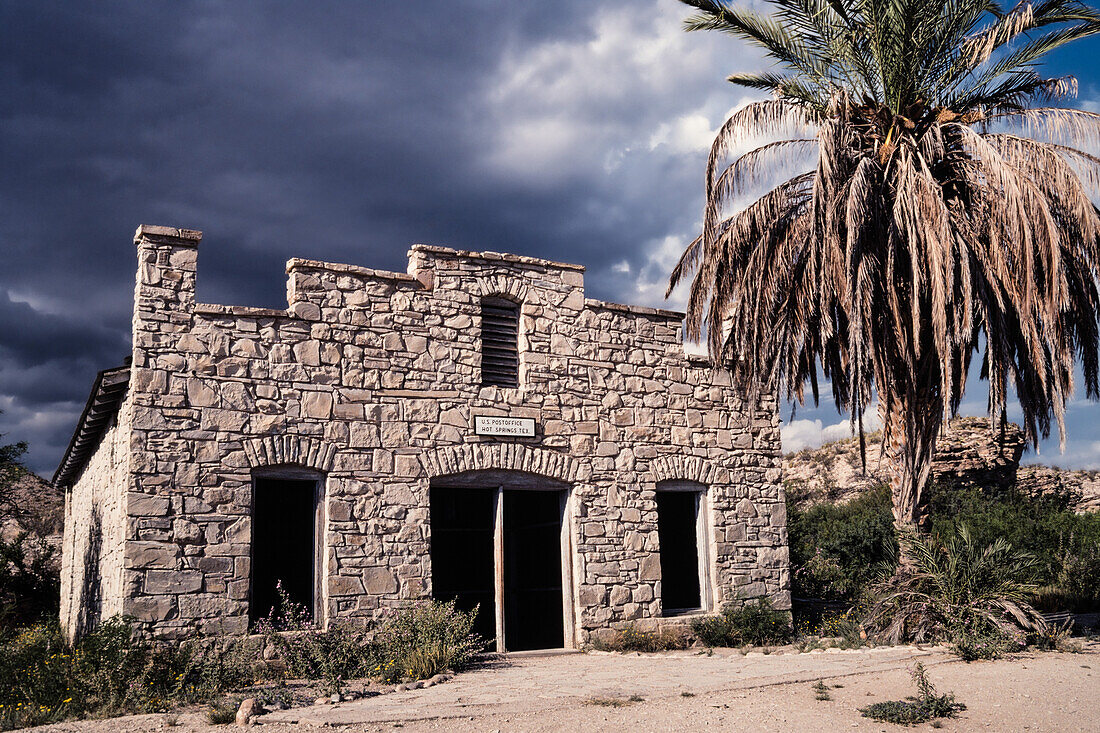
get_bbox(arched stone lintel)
[477,275,529,304]
[420,443,585,483]
[651,454,725,486]
[243,435,337,473]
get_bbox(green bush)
[256,588,484,689]
[794,608,866,648]
[206,700,238,725]
[589,624,688,652]
[860,662,965,725]
[786,484,897,601]
[862,525,1046,648]
[787,479,1100,614]
[0,533,59,629]
[949,624,1023,661]
[691,598,792,647]
[929,485,1100,611]
[253,583,372,694]
[0,595,484,729]
[0,617,256,730]
[372,600,484,682]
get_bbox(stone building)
[54,225,789,648]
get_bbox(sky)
[2,1,1100,477]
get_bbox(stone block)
[330,575,366,596]
[302,391,333,418]
[639,553,661,581]
[145,569,203,594]
[127,542,181,569]
[363,567,398,595]
[129,493,170,517]
[129,595,178,622]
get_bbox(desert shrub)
[691,598,792,647]
[372,600,484,682]
[949,624,1024,661]
[589,624,688,652]
[254,684,293,710]
[862,525,1047,651]
[1041,536,1100,612]
[0,533,59,629]
[256,587,483,688]
[860,662,965,725]
[206,700,238,725]
[788,480,1100,612]
[786,485,897,601]
[930,485,1100,611]
[174,636,261,700]
[254,584,371,694]
[795,607,866,648]
[0,617,257,730]
[1030,620,1082,653]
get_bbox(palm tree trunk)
[878,389,943,570]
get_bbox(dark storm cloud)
[4,2,1097,475]
[0,290,126,371]
[1,0,739,474]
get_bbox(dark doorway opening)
[429,471,571,652]
[656,490,702,612]
[251,477,320,625]
[503,490,565,651]
[429,487,497,643]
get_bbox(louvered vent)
[481,297,520,387]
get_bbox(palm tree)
[863,524,1047,646]
[670,0,1100,545]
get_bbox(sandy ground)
[26,640,1100,732]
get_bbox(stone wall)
[60,394,131,640]
[88,225,789,642]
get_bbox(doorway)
[428,487,497,642]
[655,480,710,615]
[503,490,565,651]
[251,475,323,625]
[430,471,571,652]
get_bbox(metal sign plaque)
[473,416,536,437]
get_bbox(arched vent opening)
[481,297,520,388]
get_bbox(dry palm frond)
[674,0,1100,535]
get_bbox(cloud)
[780,411,883,454]
[3,1,1099,477]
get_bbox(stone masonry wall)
[60,394,132,640]
[113,225,787,641]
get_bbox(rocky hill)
[783,416,1100,513]
[1,471,64,548]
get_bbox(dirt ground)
[26,640,1100,732]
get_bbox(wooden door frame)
[491,484,576,652]
[250,466,327,628]
[433,472,575,653]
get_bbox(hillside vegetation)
[784,417,1100,513]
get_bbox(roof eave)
[52,365,131,490]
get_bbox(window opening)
[481,298,519,387]
[251,477,321,624]
[655,486,706,613]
